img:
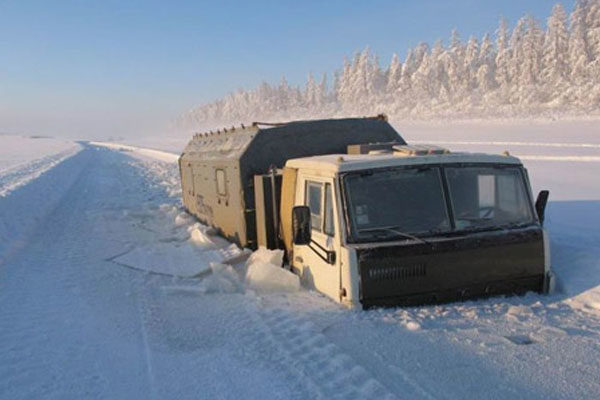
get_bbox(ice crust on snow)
[113,243,218,277]
[112,205,248,278]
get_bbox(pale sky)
[0,0,574,139]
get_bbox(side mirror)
[292,206,311,245]
[535,190,550,225]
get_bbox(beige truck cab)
[282,146,553,308]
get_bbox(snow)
[398,119,600,201]
[0,135,82,197]
[89,141,180,163]
[1,122,600,399]
[245,248,300,293]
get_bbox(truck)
[179,115,553,308]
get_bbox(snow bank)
[0,135,82,197]
[89,141,179,164]
[200,262,244,293]
[187,223,216,247]
[245,247,300,292]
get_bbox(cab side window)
[324,183,335,236]
[306,182,323,232]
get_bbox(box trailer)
[179,116,553,308]
[179,115,403,249]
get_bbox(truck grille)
[367,263,426,282]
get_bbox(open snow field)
[1,121,600,399]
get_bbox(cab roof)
[285,152,523,173]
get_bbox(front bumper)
[361,274,544,308]
[355,226,547,309]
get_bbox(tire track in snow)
[111,157,160,400]
[135,285,159,400]
[242,298,398,400]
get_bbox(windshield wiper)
[358,226,431,245]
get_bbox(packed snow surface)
[1,124,600,399]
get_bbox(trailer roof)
[286,152,523,173]
[182,125,260,161]
[181,115,404,163]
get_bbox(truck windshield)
[344,167,451,241]
[445,166,534,231]
[343,164,535,243]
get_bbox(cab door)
[293,175,341,302]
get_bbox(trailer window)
[306,182,323,232]
[324,183,335,236]
[184,164,194,195]
[216,169,227,196]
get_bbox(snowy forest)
[178,1,600,129]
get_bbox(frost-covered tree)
[480,33,496,69]
[412,42,430,71]
[318,73,329,104]
[495,17,511,92]
[542,4,570,83]
[570,0,592,84]
[429,40,447,97]
[336,57,354,108]
[464,36,481,89]
[386,53,402,93]
[397,49,415,95]
[519,16,544,88]
[585,0,600,83]
[304,73,327,109]
[411,51,434,100]
[508,16,527,91]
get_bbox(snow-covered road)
[1,144,600,399]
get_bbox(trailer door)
[293,176,341,302]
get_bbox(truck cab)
[282,144,552,308]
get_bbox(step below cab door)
[293,175,341,303]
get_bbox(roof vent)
[393,145,449,157]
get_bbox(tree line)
[178,0,600,130]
